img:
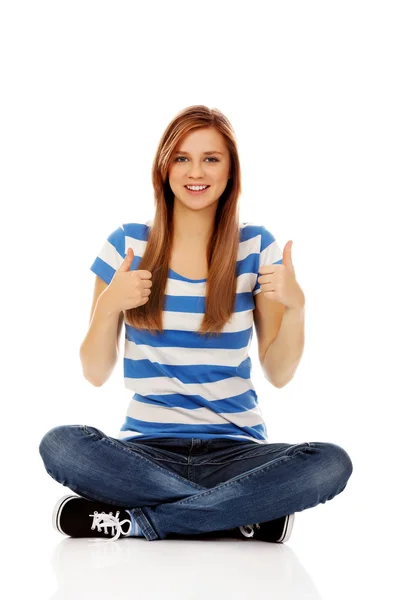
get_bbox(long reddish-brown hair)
[125,105,242,337]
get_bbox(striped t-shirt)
[89,219,283,445]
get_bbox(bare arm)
[79,277,124,387]
[262,305,305,388]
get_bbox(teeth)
[186,185,208,190]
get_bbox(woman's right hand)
[101,247,152,313]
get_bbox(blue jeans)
[38,424,353,541]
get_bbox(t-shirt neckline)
[168,267,207,283]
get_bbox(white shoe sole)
[52,494,78,535]
[277,513,295,542]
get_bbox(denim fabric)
[39,424,353,541]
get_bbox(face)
[168,127,231,211]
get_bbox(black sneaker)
[238,514,295,543]
[52,494,133,542]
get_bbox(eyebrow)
[173,150,224,155]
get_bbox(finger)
[118,247,135,271]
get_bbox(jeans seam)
[175,454,294,506]
[196,452,272,465]
[65,484,131,507]
[195,442,312,465]
[129,456,187,466]
[100,436,206,491]
[130,508,158,540]
[81,427,189,467]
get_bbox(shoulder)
[239,222,276,249]
[123,220,152,242]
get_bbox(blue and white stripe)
[90,220,282,445]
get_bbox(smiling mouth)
[184,185,210,194]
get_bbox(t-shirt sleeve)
[252,225,283,296]
[89,224,126,285]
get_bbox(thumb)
[118,247,134,271]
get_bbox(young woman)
[39,105,353,543]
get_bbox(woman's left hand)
[258,241,305,310]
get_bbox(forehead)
[175,127,227,153]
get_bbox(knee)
[38,424,84,469]
[321,442,354,487]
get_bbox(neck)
[172,199,216,242]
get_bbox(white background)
[1,1,399,599]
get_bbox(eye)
[174,156,219,162]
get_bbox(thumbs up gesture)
[102,247,153,313]
[258,241,305,310]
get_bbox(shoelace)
[89,510,132,543]
[239,523,261,538]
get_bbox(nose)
[187,161,206,177]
